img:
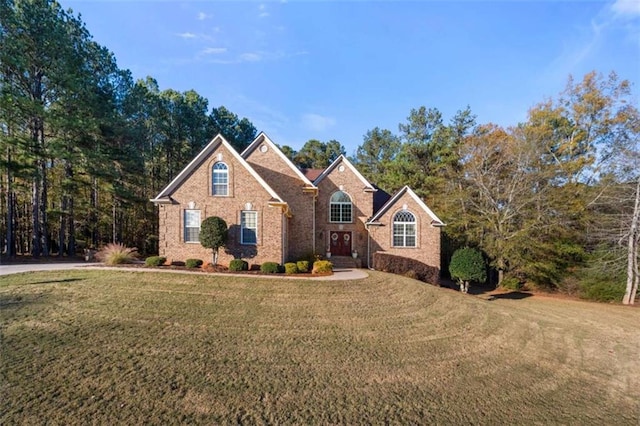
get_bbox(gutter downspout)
[312,193,316,255]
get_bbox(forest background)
[1,0,638,303]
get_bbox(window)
[184,210,201,243]
[393,211,416,247]
[212,162,228,196]
[241,211,258,245]
[329,191,352,223]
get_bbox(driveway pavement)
[0,262,368,280]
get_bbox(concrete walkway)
[0,262,368,280]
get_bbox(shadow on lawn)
[28,278,85,285]
[440,278,533,300]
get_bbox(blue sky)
[64,0,639,154]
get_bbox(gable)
[150,134,283,204]
[313,155,376,191]
[241,132,316,190]
[369,186,444,226]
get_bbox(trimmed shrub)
[312,260,333,274]
[296,260,310,273]
[284,262,299,275]
[97,243,138,265]
[372,253,440,285]
[229,259,249,272]
[260,262,280,274]
[145,256,166,267]
[185,259,203,269]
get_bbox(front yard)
[1,270,639,424]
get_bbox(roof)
[301,168,325,181]
[150,134,284,204]
[372,184,392,214]
[368,186,444,226]
[241,132,316,189]
[313,155,376,191]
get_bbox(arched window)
[393,211,416,247]
[329,191,352,223]
[212,162,228,196]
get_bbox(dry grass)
[1,270,639,424]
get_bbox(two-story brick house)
[151,133,444,273]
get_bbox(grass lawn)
[1,270,639,424]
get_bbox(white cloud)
[301,113,336,132]
[259,3,269,18]
[611,0,640,17]
[240,52,262,62]
[177,32,197,39]
[197,12,212,21]
[201,47,227,55]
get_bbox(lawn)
[1,270,639,424]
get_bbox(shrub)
[372,253,440,285]
[312,260,333,274]
[449,247,486,293]
[500,276,522,291]
[229,259,249,272]
[200,216,228,265]
[260,262,280,274]
[145,256,166,267]
[185,259,203,269]
[580,280,626,302]
[296,260,310,273]
[96,243,138,265]
[284,262,299,275]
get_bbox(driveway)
[0,262,368,280]
[0,263,101,276]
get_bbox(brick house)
[151,133,444,273]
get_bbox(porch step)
[329,255,361,269]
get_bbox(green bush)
[579,280,626,302]
[284,262,299,275]
[296,260,310,273]
[185,258,203,269]
[312,260,333,274]
[229,259,249,272]
[500,276,522,290]
[97,243,138,265]
[260,262,281,274]
[145,256,166,267]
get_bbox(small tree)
[200,216,228,265]
[449,247,486,293]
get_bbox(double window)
[241,211,258,245]
[393,211,416,247]
[184,210,201,243]
[329,191,352,223]
[212,162,228,196]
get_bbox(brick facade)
[153,133,442,277]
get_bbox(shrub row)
[372,253,440,285]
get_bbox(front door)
[329,231,351,256]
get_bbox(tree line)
[1,0,638,303]
[0,0,256,257]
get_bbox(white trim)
[329,190,353,223]
[368,186,444,225]
[151,134,284,203]
[313,155,375,190]
[184,209,201,243]
[241,132,317,188]
[240,210,258,245]
[211,161,229,196]
[391,209,418,248]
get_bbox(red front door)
[329,231,351,256]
